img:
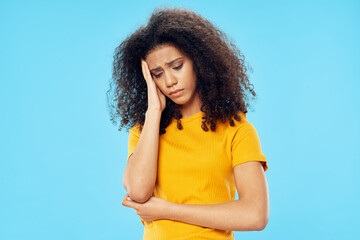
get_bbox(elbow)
[254,218,269,231]
[122,180,154,203]
[233,208,269,232]
[253,211,269,231]
[127,191,152,203]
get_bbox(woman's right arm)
[122,110,161,203]
[122,59,166,203]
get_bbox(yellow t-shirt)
[127,111,268,239]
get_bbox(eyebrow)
[150,57,184,72]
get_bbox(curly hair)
[107,6,257,135]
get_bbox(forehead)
[145,44,185,66]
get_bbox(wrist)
[163,201,178,221]
[146,109,162,119]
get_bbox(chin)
[170,96,189,105]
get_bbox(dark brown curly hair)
[107,6,257,135]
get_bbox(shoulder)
[227,111,262,143]
[227,111,252,133]
[129,123,142,137]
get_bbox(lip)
[170,89,184,96]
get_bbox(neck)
[179,92,202,119]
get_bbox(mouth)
[170,89,184,95]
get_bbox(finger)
[141,60,148,83]
[157,86,164,97]
[122,197,137,208]
[122,194,136,207]
[124,193,134,201]
[122,200,134,208]
[142,60,153,82]
[141,60,147,76]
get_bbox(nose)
[164,71,177,87]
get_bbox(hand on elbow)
[123,179,154,203]
[127,191,152,203]
[124,182,153,203]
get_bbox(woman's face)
[144,44,200,109]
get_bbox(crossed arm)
[122,161,269,231]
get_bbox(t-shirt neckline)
[178,111,204,123]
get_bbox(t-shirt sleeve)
[231,121,268,172]
[127,124,142,162]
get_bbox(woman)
[108,6,269,240]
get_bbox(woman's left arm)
[122,161,269,231]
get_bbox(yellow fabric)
[127,111,268,240]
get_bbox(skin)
[123,44,203,204]
[143,44,202,118]
[122,161,269,231]
[122,44,270,231]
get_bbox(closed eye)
[153,73,162,79]
[152,64,183,79]
[173,64,183,70]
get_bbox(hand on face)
[142,45,200,111]
[141,58,166,112]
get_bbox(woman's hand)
[141,58,166,112]
[122,193,171,222]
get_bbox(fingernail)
[127,197,131,200]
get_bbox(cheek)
[186,73,197,88]
[183,68,196,85]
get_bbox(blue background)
[1,0,359,239]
